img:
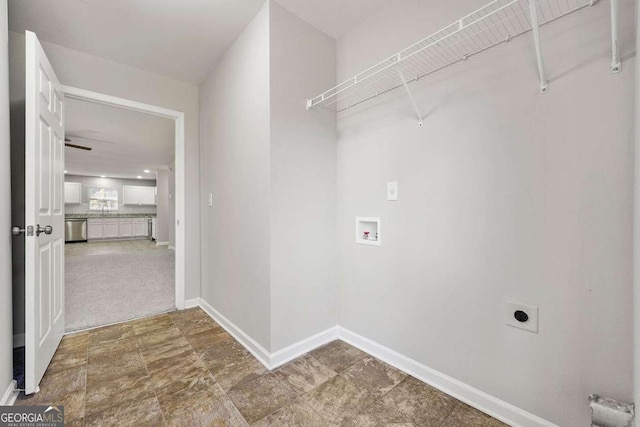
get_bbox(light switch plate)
[208,193,213,207]
[505,301,538,333]
[387,181,398,201]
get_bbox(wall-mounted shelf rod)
[527,0,548,93]
[610,0,621,72]
[398,70,424,127]
[306,0,604,114]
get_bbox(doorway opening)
[63,98,172,331]
[61,86,187,332]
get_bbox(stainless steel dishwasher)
[64,218,87,243]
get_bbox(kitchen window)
[89,187,119,211]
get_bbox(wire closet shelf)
[306,0,606,114]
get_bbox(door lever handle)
[36,224,53,236]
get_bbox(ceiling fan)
[64,138,92,151]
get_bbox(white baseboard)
[156,241,169,246]
[193,298,554,426]
[13,334,24,349]
[338,327,557,427]
[168,245,175,251]
[183,298,200,309]
[198,298,271,369]
[196,298,337,370]
[0,380,18,406]
[270,326,338,369]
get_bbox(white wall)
[199,1,339,353]
[199,2,272,350]
[336,0,635,426]
[269,2,337,350]
[155,170,170,243]
[0,0,14,402]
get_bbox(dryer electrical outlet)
[505,301,538,333]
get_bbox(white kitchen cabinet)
[87,219,104,239]
[133,218,148,237]
[141,188,156,205]
[118,218,133,237]
[122,186,140,205]
[123,186,156,205]
[104,220,119,239]
[64,182,82,204]
[86,217,150,240]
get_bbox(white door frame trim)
[60,85,186,309]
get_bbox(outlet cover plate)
[505,301,538,333]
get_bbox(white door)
[24,31,65,394]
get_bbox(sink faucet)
[101,202,109,217]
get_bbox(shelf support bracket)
[610,0,621,73]
[398,70,423,127]
[527,0,548,93]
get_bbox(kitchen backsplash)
[65,203,157,215]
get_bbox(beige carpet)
[65,242,175,332]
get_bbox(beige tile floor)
[16,308,507,426]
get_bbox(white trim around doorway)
[60,85,187,310]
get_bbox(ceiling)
[8,0,395,84]
[8,0,266,84]
[274,0,394,39]
[65,98,175,179]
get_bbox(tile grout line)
[350,375,411,422]
[189,313,252,426]
[85,316,176,425]
[295,352,345,424]
[137,320,169,427]
[233,346,352,425]
[352,361,410,422]
[199,326,253,426]
[265,353,329,424]
[438,401,463,426]
[80,336,88,427]
[171,309,252,426]
[264,348,375,425]
[240,372,300,425]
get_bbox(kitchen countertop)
[66,213,156,219]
